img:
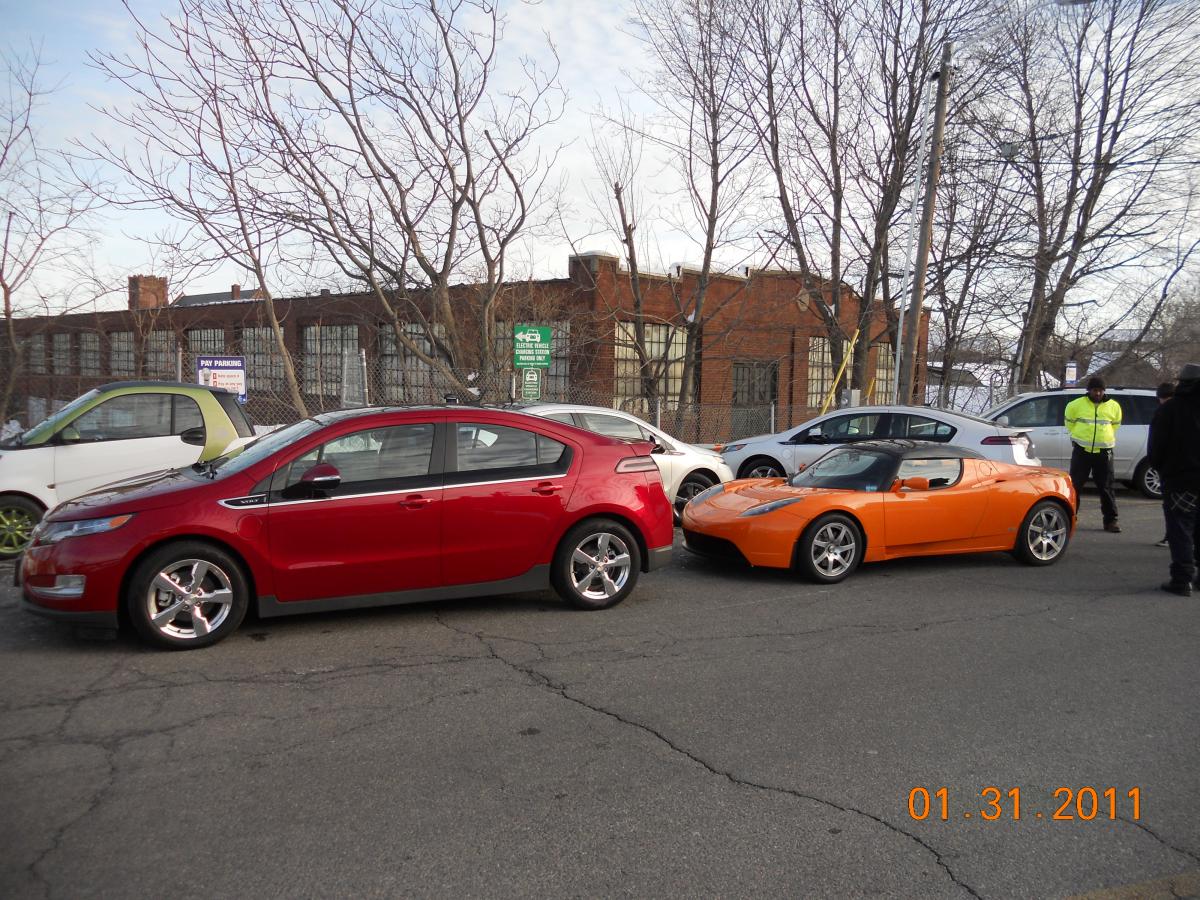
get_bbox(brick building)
[1,253,927,442]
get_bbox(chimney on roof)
[320,288,331,297]
[231,283,241,301]
[128,275,169,310]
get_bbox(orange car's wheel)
[1012,500,1071,566]
[796,513,862,584]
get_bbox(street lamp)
[896,41,953,406]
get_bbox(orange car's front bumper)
[681,502,804,569]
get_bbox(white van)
[985,388,1161,497]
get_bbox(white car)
[985,387,1161,498]
[719,404,1041,479]
[521,403,734,516]
[0,381,259,557]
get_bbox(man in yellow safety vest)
[1064,375,1123,532]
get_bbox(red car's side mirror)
[301,462,342,489]
[899,476,930,492]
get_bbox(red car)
[20,406,674,649]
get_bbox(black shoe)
[1104,521,1122,533]
[1161,581,1193,597]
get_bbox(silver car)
[720,405,1041,479]
[985,388,1161,498]
[522,403,734,516]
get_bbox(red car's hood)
[47,467,242,520]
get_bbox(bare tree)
[972,0,1200,387]
[0,48,103,421]
[739,0,977,395]
[924,133,1021,406]
[100,0,565,404]
[91,1,309,415]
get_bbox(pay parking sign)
[196,356,247,403]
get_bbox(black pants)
[1163,488,1200,585]
[1069,444,1118,524]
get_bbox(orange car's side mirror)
[899,476,930,491]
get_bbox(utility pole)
[897,41,952,406]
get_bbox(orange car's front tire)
[796,513,863,584]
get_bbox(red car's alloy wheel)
[128,542,250,649]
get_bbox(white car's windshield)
[789,448,896,492]
[10,390,101,447]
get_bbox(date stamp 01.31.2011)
[907,786,1141,822]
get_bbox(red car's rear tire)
[552,518,641,611]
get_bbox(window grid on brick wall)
[80,333,101,376]
[614,322,684,411]
[185,328,225,355]
[303,324,359,395]
[27,334,46,374]
[379,322,451,403]
[145,331,176,378]
[109,332,135,376]
[872,343,895,404]
[807,336,841,406]
[240,327,284,392]
[51,333,72,375]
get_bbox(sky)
[3,0,690,309]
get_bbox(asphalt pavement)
[1,491,1197,899]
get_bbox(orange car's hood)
[704,478,844,515]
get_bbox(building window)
[614,321,685,412]
[109,332,134,376]
[80,333,101,376]
[186,328,225,355]
[241,327,284,392]
[145,331,176,378]
[872,343,895,404]
[108,333,134,374]
[379,322,451,403]
[302,323,359,395]
[492,321,570,401]
[51,333,72,375]
[807,336,842,407]
[27,334,46,374]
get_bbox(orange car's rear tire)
[796,513,862,584]
[1012,500,1071,566]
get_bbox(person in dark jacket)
[1154,381,1175,547]
[1148,363,1200,596]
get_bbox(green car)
[0,382,259,557]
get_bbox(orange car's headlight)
[739,498,806,518]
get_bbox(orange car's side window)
[896,458,963,489]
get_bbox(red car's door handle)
[532,482,562,495]
[397,495,434,509]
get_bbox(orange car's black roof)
[842,440,985,460]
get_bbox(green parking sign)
[520,368,542,400]
[514,324,552,368]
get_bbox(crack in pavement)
[435,613,981,899]
[1119,817,1200,866]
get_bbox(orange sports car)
[681,440,1076,583]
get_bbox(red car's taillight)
[615,456,658,473]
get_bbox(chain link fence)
[7,342,1038,446]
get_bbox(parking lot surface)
[1,493,1197,898]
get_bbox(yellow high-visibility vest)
[1064,395,1122,451]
